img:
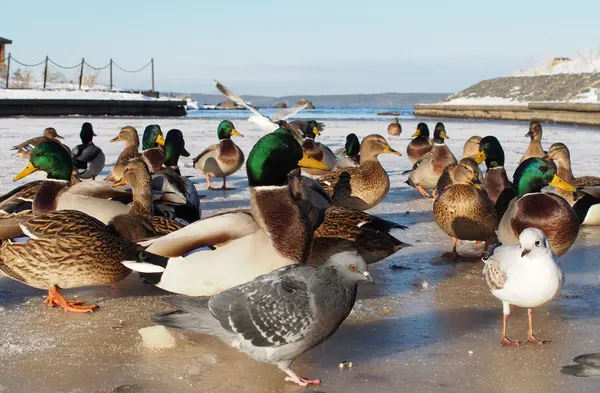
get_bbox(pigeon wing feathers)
[209,266,315,348]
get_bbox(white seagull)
[213,79,308,133]
[483,228,564,347]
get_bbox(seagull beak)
[475,151,486,164]
[521,248,531,258]
[112,177,127,187]
[155,133,166,146]
[231,129,244,137]
[362,271,374,283]
[14,162,38,181]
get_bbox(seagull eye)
[349,264,356,271]
[535,240,541,247]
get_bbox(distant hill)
[185,92,449,107]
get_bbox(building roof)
[0,37,12,44]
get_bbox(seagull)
[213,79,308,133]
[482,228,564,347]
[152,250,373,387]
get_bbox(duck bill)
[412,129,421,137]
[313,127,320,136]
[181,147,191,157]
[112,178,127,187]
[231,129,244,137]
[110,135,122,143]
[475,151,486,164]
[55,134,64,140]
[298,152,330,170]
[549,174,576,192]
[440,130,449,139]
[525,131,533,138]
[383,145,402,156]
[472,178,482,189]
[155,133,166,146]
[14,162,38,181]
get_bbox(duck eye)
[539,166,548,173]
[535,240,541,247]
[349,264,356,271]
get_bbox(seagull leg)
[501,302,520,347]
[44,285,98,313]
[527,308,550,344]
[415,185,432,198]
[283,368,320,387]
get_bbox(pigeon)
[561,353,600,377]
[213,79,308,133]
[483,228,564,347]
[152,250,373,387]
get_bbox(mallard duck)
[153,129,201,223]
[109,159,185,240]
[462,136,482,159]
[290,120,325,135]
[193,120,244,190]
[12,141,175,224]
[141,124,166,174]
[11,127,66,159]
[544,143,600,225]
[498,158,578,257]
[475,136,513,205]
[436,157,483,196]
[105,126,141,182]
[121,127,331,296]
[300,120,338,177]
[0,209,167,312]
[387,117,402,137]
[407,122,432,165]
[434,158,497,260]
[317,134,401,211]
[71,122,105,180]
[406,122,457,198]
[520,121,545,164]
[309,206,409,265]
[334,133,361,168]
[213,80,308,132]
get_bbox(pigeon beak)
[362,271,374,283]
[521,248,531,258]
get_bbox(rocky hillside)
[443,73,600,104]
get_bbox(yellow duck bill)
[14,162,38,181]
[298,153,330,170]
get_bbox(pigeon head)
[14,140,73,182]
[519,228,551,258]
[324,251,373,284]
[142,124,165,150]
[217,120,243,140]
[246,128,329,187]
[412,122,430,138]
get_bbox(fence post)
[151,58,155,92]
[43,55,49,89]
[4,53,10,89]
[109,58,113,90]
[79,58,85,89]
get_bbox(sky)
[2,0,600,96]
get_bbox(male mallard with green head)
[407,122,457,198]
[434,158,497,260]
[318,134,401,211]
[141,124,166,174]
[335,133,361,168]
[122,127,331,296]
[0,208,167,312]
[407,122,432,165]
[193,120,244,190]
[475,136,513,205]
[498,158,579,257]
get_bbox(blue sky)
[3,0,599,95]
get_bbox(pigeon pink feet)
[284,370,321,387]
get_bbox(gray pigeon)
[152,250,372,387]
[561,353,600,377]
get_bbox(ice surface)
[0,117,600,392]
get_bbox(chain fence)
[0,55,155,91]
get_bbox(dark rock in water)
[378,111,400,116]
[216,100,238,109]
[273,102,287,108]
[296,98,315,109]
